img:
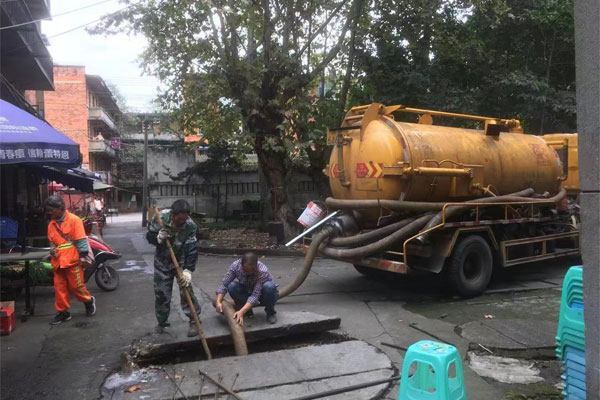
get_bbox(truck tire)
[447,235,493,297]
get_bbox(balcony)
[0,0,54,90]
[89,139,116,158]
[89,107,117,132]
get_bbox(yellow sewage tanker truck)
[300,103,579,297]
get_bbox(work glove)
[178,269,192,287]
[157,228,170,244]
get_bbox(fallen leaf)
[124,385,141,393]
[484,314,494,319]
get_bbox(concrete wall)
[147,146,196,184]
[43,66,89,166]
[149,171,320,219]
[574,0,600,396]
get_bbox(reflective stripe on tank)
[58,243,74,249]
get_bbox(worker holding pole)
[146,199,202,337]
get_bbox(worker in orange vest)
[45,195,96,325]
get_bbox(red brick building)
[27,65,122,183]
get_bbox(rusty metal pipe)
[413,167,472,177]
[419,188,565,234]
[326,197,450,212]
[325,188,535,213]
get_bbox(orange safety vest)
[47,211,86,269]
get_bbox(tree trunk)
[254,136,298,237]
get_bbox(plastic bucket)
[297,202,326,228]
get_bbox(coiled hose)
[318,188,541,259]
[278,226,335,299]
[419,188,565,234]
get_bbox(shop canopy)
[31,166,94,193]
[0,99,80,167]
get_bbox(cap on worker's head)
[45,195,65,210]
[171,199,191,215]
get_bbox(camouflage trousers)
[153,265,201,326]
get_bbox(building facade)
[27,65,122,183]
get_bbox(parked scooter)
[85,234,120,291]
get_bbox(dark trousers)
[227,281,278,316]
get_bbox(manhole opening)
[131,331,352,368]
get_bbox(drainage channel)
[130,331,352,368]
[105,312,396,400]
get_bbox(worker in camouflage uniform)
[146,199,201,337]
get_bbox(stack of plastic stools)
[398,340,466,400]
[555,266,585,400]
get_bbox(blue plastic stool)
[398,341,466,400]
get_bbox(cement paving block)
[239,369,394,400]
[111,340,394,400]
[459,321,526,349]
[132,311,341,363]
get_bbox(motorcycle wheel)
[95,264,119,291]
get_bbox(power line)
[3,2,138,55]
[47,3,137,39]
[0,0,119,30]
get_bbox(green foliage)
[355,0,576,133]
[92,0,360,229]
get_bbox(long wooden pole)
[154,207,212,359]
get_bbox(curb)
[197,246,304,257]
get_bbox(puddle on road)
[119,261,153,274]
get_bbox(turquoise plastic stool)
[398,341,466,400]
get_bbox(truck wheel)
[447,235,493,297]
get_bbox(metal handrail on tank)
[385,104,523,134]
[402,194,568,265]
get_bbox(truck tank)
[327,104,564,211]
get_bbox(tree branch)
[297,0,347,58]
[308,0,357,82]
[338,0,364,122]
[282,0,295,53]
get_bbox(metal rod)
[198,370,243,400]
[288,375,400,400]
[199,374,205,399]
[381,342,408,351]
[285,211,339,247]
[225,373,240,400]
[164,369,189,400]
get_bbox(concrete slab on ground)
[131,311,341,363]
[459,319,557,350]
[105,340,394,400]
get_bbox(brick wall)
[43,66,89,166]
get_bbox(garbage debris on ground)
[200,227,304,250]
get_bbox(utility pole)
[142,118,149,227]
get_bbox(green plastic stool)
[398,341,466,400]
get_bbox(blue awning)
[0,99,81,167]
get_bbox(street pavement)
[1,213,574,399]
